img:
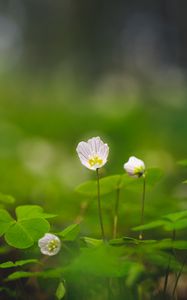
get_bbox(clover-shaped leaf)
[0,205,52,249]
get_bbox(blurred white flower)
[76,136,109,170]
[38,233,61,256]
[124,156,145,177]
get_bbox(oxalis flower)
[38,233,61,256]
[124,156,145,178]
[76,136,109,170]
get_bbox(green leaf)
[109,237,139,246]
[0,193,15,204]
[58,224,80,241]
[172,240,187,250]
[5,218,50,249]
[40,267,65,279]
[178,159,187,167]
[126,263,144,287]
[6,268,65,281]
[16,205,56,220]
[75,180,97,197]
[174,219,187,230]
[162,210,187,222]
[0,209,15,237]
[133,210,187,233]
[6,271,36,281]
[81,237,103,247]
[56,281,66,300]
[75,175,118,197]
[68,244,137,277]
[144,250,181,271]
[132,220,165,232]
[0,259,38,269]
[109,238,126,246]
[75,170,162,198]
[69,244,140,278]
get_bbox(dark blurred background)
[0,0,187,235]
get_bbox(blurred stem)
[96,168,105,241]
[163,256,171,296]
[172,257,186,298]
[139,175,146,240]
[113,187,120,239]
[163,229,176,296]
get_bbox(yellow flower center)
[88,156,103,167]
[48,239,59,252]
[134,166,145,177]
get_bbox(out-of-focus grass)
[0,73,187,239]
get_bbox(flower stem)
[172,257,186,298]
[96,168,105,241]
[163,229,176,296]
[139,175,146,240]
[163,256,171,296]
[113,188,120,239]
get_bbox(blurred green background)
[1,0,187,239]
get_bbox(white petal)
[76,141,91,160]
[98,143,109,161]
[88,137,102,154]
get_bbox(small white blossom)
[76,136,109,170]
[124,156,145,177]
[38,233,61,256]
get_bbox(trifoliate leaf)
[16,205,56,221]
[5,218,50,249]
[0,209,15,237]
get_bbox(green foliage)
[75,168,163,198]
[56,281,66,300]
[0,205,52,248]
[0,209,15,236]
[58,224,80,241]
[67,244,144,278]
[133,210,187,232]
[0,259,38,268]
[6,271,35,281]
[178,159,187,166]
[0,193,15,204]
[75,175,123,197]
[81,237,103,247]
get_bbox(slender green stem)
[113,188,120,239]
[96,168,105,241]
[172,258,186,298]
[163,256,171,296]
[163,229,176,296]
[139,175,146,240]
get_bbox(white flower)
[76,136,109,170]
[38,233,61,256]
[124,156,145,177]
